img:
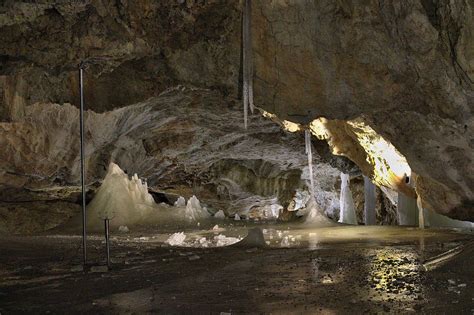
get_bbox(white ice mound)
[185,195,210,221]
[304,197,335,226]
[214,210,226,219]
[214,234,241,247]
[166,232,187,246]
[174,196,186,207]
[87,162,156,228]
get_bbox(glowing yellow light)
[260,109,301,132]
[346,119,411,188]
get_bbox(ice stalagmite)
[339,173,358,225]
[305,130,315,198]
[185,195,210,222]
[242,0,254,129]
[87,162,156,229]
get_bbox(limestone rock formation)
[251,1,473,220]
[0,87,343,233]
[0,0,472,220]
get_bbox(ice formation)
[166,232,186,246]
[304,195,335,226]
[424,208,473,229]
[87,163,157,228]
[165,233,242,248]
[242,0,254,129]
[118,225,129,233]
[305,130,315,198]
[281,236,290,247]
[292,190,310,211]
[263,204,282,219]
[174,196,186,207]
[363,176,376,225]
[417,195,425,229]
[215,234,241,247]
[214,210,226,219]
[397,191,419,226]
[185,195,210,221]
[339,173,358,225]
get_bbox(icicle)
[339,173,358,225]
[305,130,315,198]
[363,176,376,225]
[242,0,254,128]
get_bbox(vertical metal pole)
[105,219,110,268]
[79,65,87,266]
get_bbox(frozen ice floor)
[0,225,472,313]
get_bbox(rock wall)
[0,87,343,233]
[0,0,472,220]
[251,0,473,220]
[0,0,241,119]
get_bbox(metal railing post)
[79,64,87,266]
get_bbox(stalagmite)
[305,130,315,198]
[185,195,210,222]
[214,210,226,219]
[87,163,157,228]
[242,0,254,129]
[363,176,376,225]
[339,173,358,225]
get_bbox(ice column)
[363,176,376,225]
[397,175,418,225]
[305,130,315,198]
[242,0,254,129]
[339,173,358,225]
[416,195,425,229]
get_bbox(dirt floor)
[0,228,473,314]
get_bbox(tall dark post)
[79,64,87,266]
[104,219,110,268]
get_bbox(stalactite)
[363,176,376,225]
[242,0,254,129]
[339,173,358,225]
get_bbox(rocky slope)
[0,0,472,220]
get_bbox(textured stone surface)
[251,1,473,220]
[0,0,241,119]
[0,87,346,233]
[0,0,472,220]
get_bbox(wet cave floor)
[0,225,473,314]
